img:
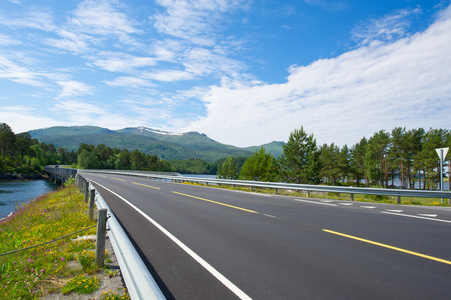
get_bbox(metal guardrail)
[44,167,165,300]
[81,169,451,203]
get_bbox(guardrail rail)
[44,166,165,300]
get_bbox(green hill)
[28,126,283,162]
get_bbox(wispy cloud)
[90,51,158,72]
[351,7,423,47]
[70,0,140,36]
[0,9,55,31]
[0,55,44,86]
[153,0,249,46]
[104,76,154,88]
[56,81,93,98]
[0,34,22,46]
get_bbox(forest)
[219,127,450,191]
[1,122,449,190]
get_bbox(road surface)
[81,172,451,299]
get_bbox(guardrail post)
[306,190,310,198]
[88,189,96,221]
[96,208,107,267]
[397,196,401,204]
[84,179,89,203]
[350,193,354,201]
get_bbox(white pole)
[440,149,444,203]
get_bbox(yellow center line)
[111,177,127,182]
[323,229,451,265]
[95,175,108,178]
[172,191,258,214]
[132,182,160,190]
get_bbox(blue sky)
[1,0,450,148]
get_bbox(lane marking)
[132,182,160,190]
[381,211,451,224]
[386,209,403,213]
[93,174,108,178]
[264,214,277,218]
[294,199,337,206]
[172,192,258,214]
[418,214,438,218]
[111,177,127,182]
[91,180,252,300]
[319,200,334,203]
[323,229,451,265]
[339,203,353,206]
[361,206,376,209]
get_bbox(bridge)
[45,167,451,299]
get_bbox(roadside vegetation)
[0,179,130,299]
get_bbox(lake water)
[0,180,59,219]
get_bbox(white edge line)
[294,199,337,206]
[91,180,253,300]
[381,211,451,224]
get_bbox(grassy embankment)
[0,179,130,300]
[182,182,449,206]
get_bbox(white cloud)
[104,76,154,88]
[70,0,139,36]
[352,7,422,47]
[0,55,44,86]
[91,52,157,72]
[153,0,249,46]
[0,9,55,32]
[45,29,91,53]
[143,69,195,82]
[53,99,145,130]
[0,34,22,46]
[0,106,62,133]
[182,5,451,147]
[56,81,93,97]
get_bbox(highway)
[81,171,451,299]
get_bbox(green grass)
[0,182,130,299]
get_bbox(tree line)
[0,123,78,174]
[218,126,450,190]
[2,122,449,190]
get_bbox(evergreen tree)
[278,127,321,184]
[350,137,367,187]
[217,156,238,179]
[239,146,278,181]
[364,130,390,187]
[319,143,341,185]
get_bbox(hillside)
[28,126,284,162]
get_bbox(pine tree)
[278,127,321,184]
[239,146,277,181]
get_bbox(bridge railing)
[44,166,78,182]
[81,169,451,203]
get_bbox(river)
[0,180,59,220]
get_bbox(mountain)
[28,126,284,162]
[245,141,285,158]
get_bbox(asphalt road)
[81,172,451,300]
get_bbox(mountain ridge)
[28,126,284,162]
